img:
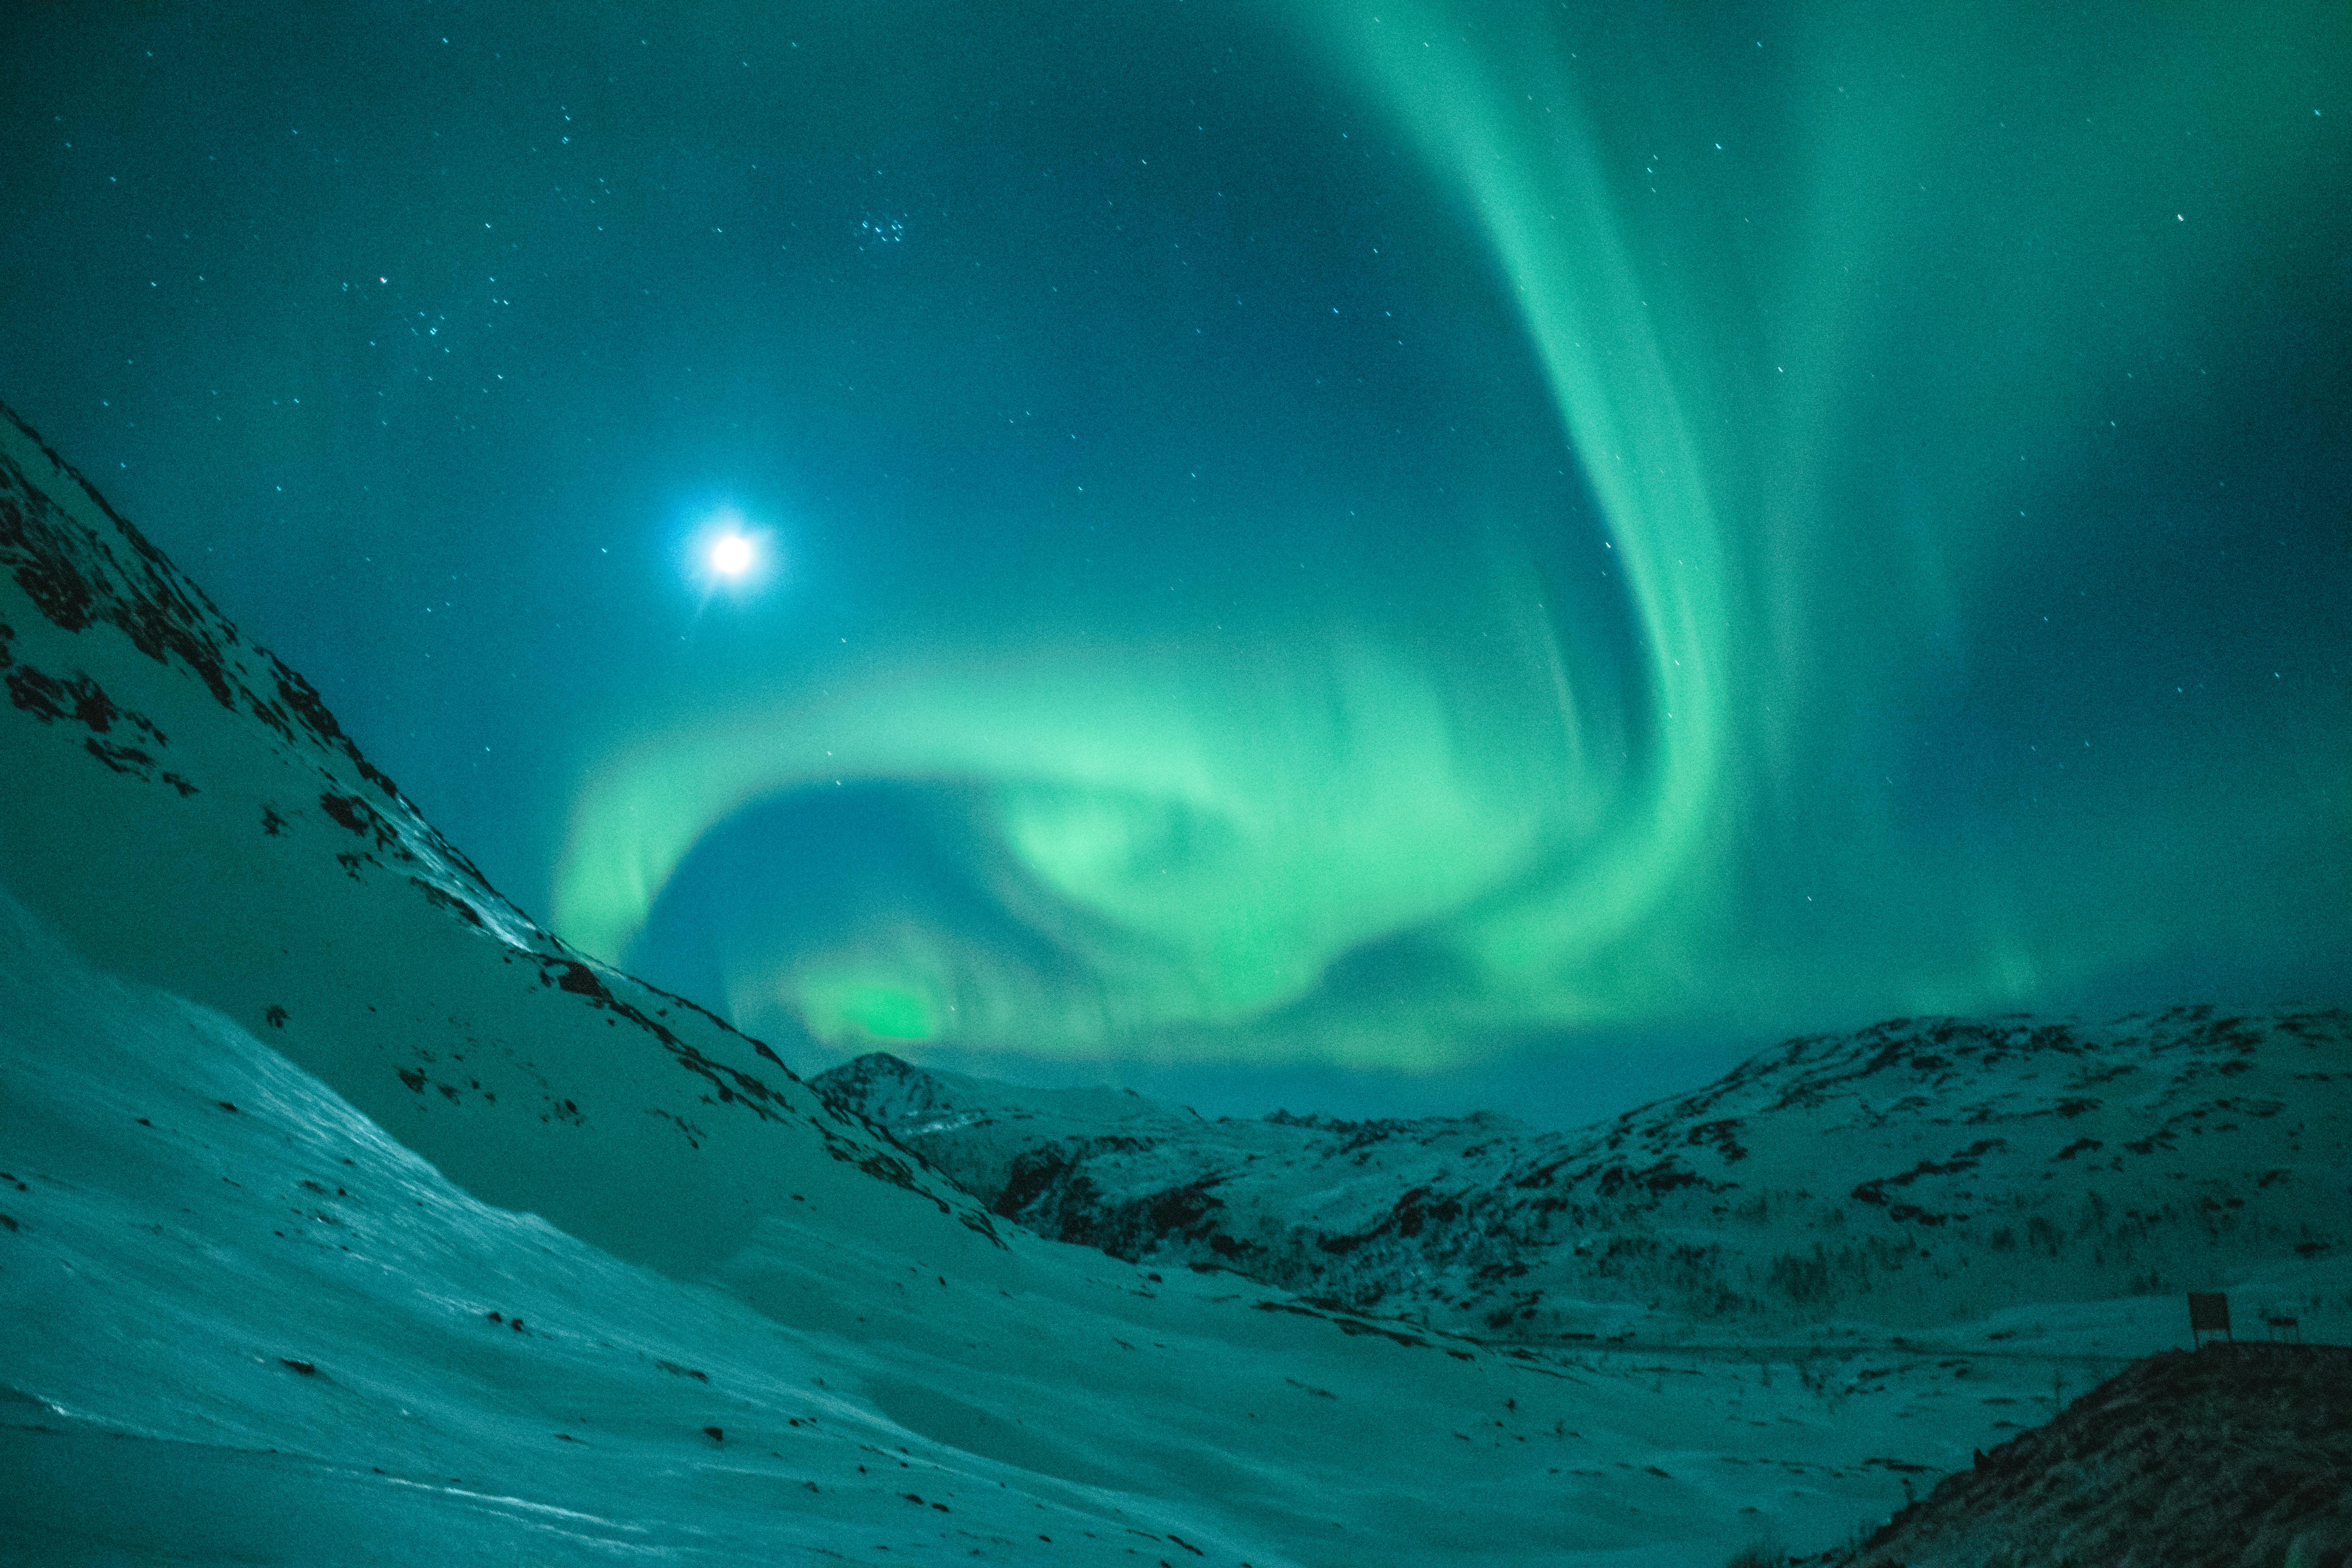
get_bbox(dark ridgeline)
[1823,1343,2352,1568]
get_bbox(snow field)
[1,884,2074,1565]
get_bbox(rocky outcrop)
[1827,1343,2352,1567]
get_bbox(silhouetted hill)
[1825,1343,2352,1567]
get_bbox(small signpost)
[2187,1292,2232,1347]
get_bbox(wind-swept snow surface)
[2,872,2016,1566]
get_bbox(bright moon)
[709,533,755,578]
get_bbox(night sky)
[5,1,2348,1123]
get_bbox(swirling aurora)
[8,1,2344,1089]
[548,2,2350,1071]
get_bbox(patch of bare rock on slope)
[1817,1343,2352,1568]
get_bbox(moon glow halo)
[710,533,755,578]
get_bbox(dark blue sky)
[5,0,2347,1123]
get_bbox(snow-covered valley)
[4,399,2347,1565]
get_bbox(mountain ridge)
[0,398,999,1278]
[817,1005,2352,1342]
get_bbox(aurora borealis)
[5,2,2347,1106]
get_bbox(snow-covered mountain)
[3,397,2344,1564]
[818,1008,2352,1342]
[0,400,999,1280]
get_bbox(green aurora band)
[552,0,2350,1070]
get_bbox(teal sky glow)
[7,0,2346,1096]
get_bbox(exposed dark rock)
[1825,1344,2352,1568]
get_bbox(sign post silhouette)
[2187,1292,2232,1348]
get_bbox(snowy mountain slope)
[817,1009,2352,1340]
[0,883,1334,1564]
[0,400,996,1279]
[0,878,2041,1566]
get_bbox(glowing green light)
[553,1,2352,1065]
[811,978,937,1043]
